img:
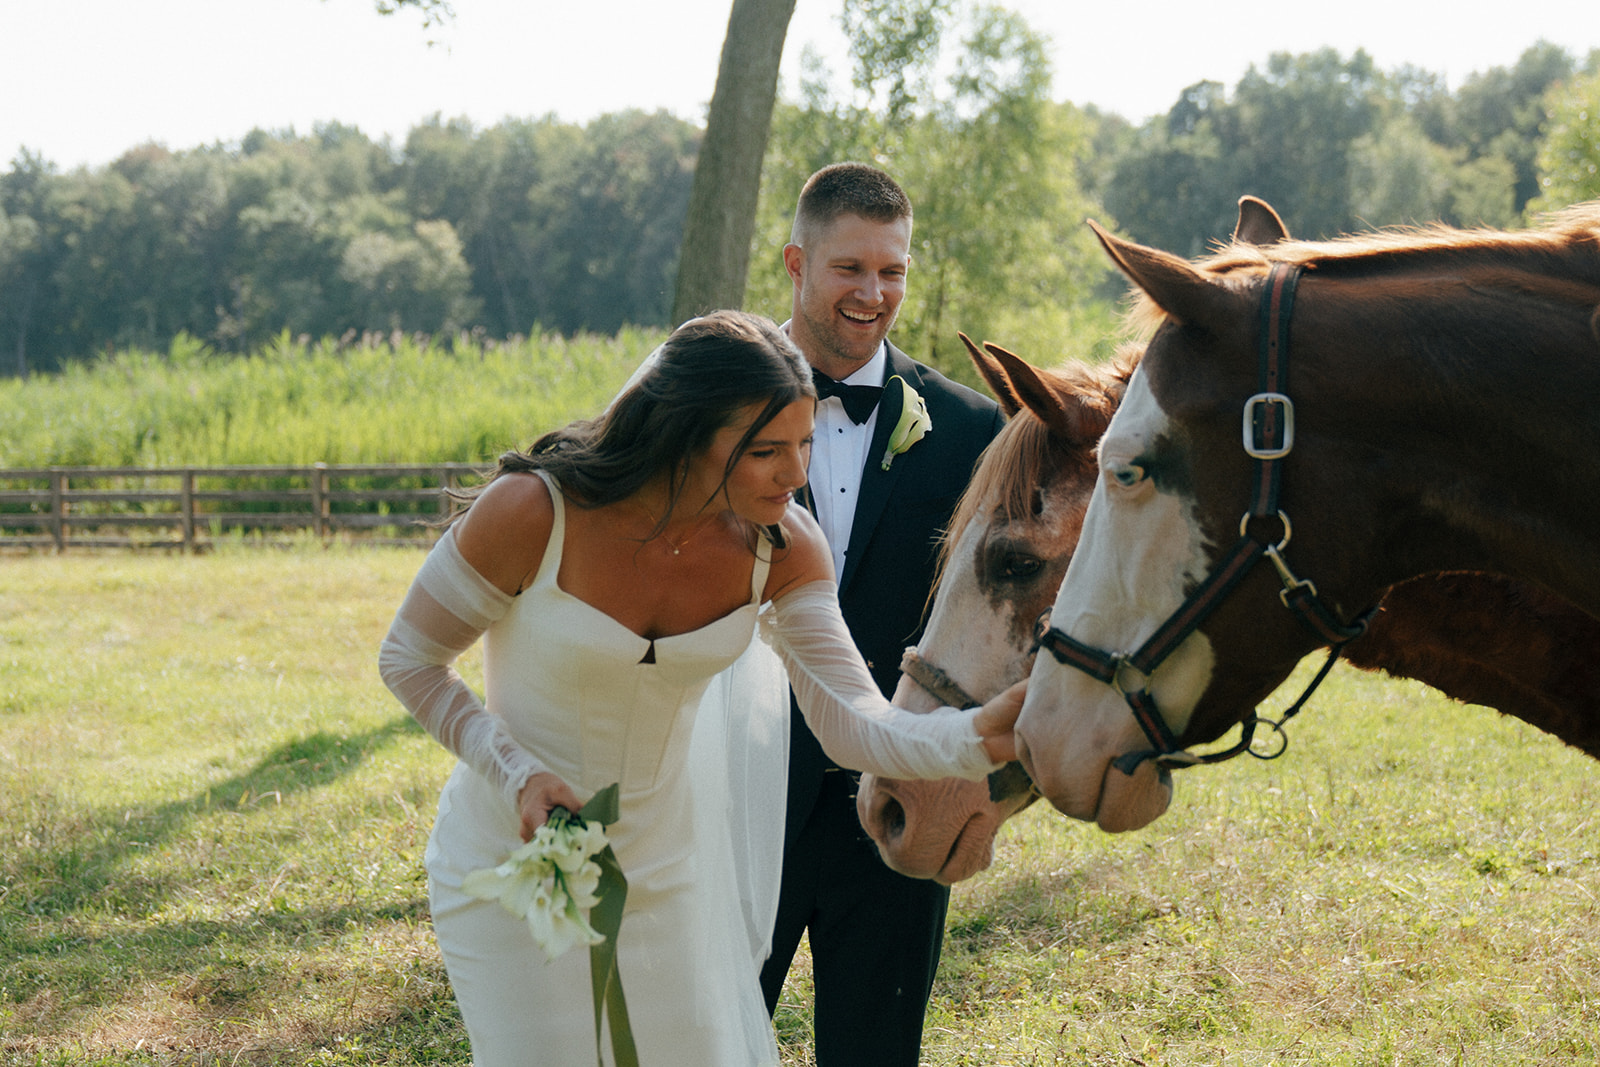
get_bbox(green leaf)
[580,782,634,1066]
[579,781,622,826]
[587,843,636,1067]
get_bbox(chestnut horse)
[857,198,1600,876]
[1015,201,1600,832]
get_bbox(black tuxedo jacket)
[786,341,1006,844]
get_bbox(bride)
[378,310,1022,1066]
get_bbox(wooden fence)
[0,464,485,552]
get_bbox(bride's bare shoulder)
[453,472,555,594]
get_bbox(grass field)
[3,549,1598,1065]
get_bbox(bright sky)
[4,0,1597,171]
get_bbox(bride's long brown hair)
[455,311,815,540]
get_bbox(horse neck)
[1297,270,1600,614]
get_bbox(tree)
[524,111,699,333]
[0,151,65,375]
[340,218,478,333]
[1099,87,1231,258]
[0,205,40,376]
[403,115,583,337]
[669,0,797,324]
[1530,70,1600,212]
[1451,42,1576,211]
[1225,49,1383,238]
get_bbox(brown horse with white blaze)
[1018,202,1600,833]
[857,198,1600,877]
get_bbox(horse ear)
[959,332,1022,416]
[1233,196,1290,246]
[985,345,1114,450]
[1089,220,1235,329]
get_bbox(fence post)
[439,465,456,521]
[312,463,329,543]
[49,469,65,552]
[181,469,196,553]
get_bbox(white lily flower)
[880,375,932,470]
[462,808,616,961]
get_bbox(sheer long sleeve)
[378,528,551,812]
[762,579,999,781]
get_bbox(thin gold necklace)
[647,508,717,556]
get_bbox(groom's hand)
[974,680,1027,764]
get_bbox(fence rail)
[0,464,485,552]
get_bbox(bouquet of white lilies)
[463,782,636,1067]
[464,810,612,959]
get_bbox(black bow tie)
[812,369,883,424]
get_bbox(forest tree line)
[3,10,1598,378]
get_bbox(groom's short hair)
[790,162,912,245]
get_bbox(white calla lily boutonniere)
[880,375,932,470]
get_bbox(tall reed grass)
[0,330,663,469]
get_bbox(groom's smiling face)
[784,212,912,380]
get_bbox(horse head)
[854,334,1131,882]
[1015,199,1600,832]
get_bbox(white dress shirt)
[806,343,888,582]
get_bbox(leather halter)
[900,647,1041,803]
[900,646,982,710]
[1031,263,1373,775]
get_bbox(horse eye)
[1111,464,1147,488]
[1001,555,1043,580]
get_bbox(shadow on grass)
[9,717,420,918]
[1,717,466,1056]
[0,898,469,1064]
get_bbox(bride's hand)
[973,680,1027,764]
[516,772,584,841]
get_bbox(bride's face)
[685,398,814,526]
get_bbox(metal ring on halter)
[1030,609,1051,650]
[1239,508,1292,550]
[1110,656,1151,698]
[1246,716,1290,760]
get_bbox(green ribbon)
[572,783,636,1067]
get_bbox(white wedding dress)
[379,471,996,1066]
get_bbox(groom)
[759,163,1005,1064]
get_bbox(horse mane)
[1122,201,1600,334]
[936,349,1137,578]
[945,411,1056,561]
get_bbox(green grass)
[3,551,1598,1065]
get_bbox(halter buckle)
[1243,392,1294,459]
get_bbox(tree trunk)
[670,0,797,325]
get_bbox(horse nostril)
[881,797,906,840]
